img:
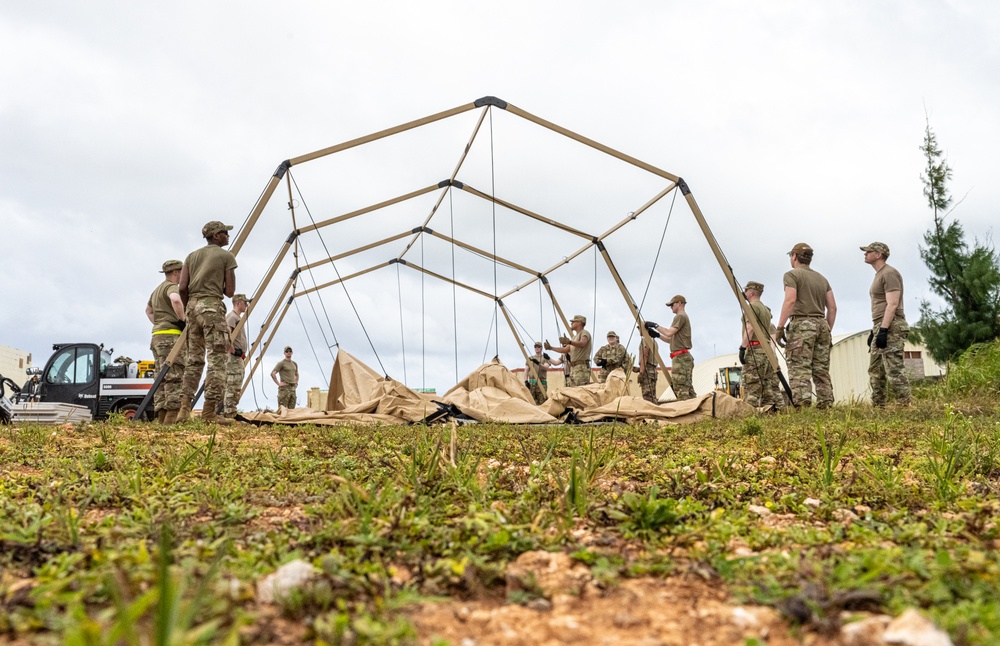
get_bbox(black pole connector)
[274,160,291,179]
[452,180,464,190]
[438,179,452,188]
[596,240,606,251]
[285,230,299,244]
[474,96,508,109]
[411,226,423,234]
[540,275,549,284]
[423,227,434,235]
[290,268,301,279]
[496,298,504,306]
[286,295,295,305]
[677,177,691,196]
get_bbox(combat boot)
[156,409,168,424]
[163,409,178,425]
[175,399,193,423]
[201,400,232,426]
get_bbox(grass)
[2,387,1000,644]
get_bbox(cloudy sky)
[2,1,998,408]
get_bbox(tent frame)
[134,96,784,418]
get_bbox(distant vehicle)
[15,343,154,421]
[715,366,742,398]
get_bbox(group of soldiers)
[145,220,300,424]
[523,241,911,410]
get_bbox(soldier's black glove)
[875,327,889,349]
[738,347,746,365]
[233,347,245,358]
[530,357,540,364]
[648,328,661,339]
[595,357,607,368]
[176,320,186,332]
[867,330,873,347]
[643,321,659,332]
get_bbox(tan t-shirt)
[272,358,298,385]
[526,354,548,380]
[226,311,248,353]
[569,329,592,364]
[668,313,691,353]
[783,267,831,317]
[870,264,905,323]
[147,281,182,332]
[742,301,773,342]
[184,244,238,301]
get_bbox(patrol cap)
[283,346,293,352]
[571,314,587,325]
[789,242,813,257]
[534,341,543,348]
[745,281,764,293]
[860,241,890,257]
[666,295,687,306]
[232,293,250,303]
[159,259,183,273]
[202,220,234,238]
[607,330,618,338]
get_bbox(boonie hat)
[571,314,587,325]
[789,242,813,257]
[745,281,764,293]
[232,293,250,303]
[159,259,183,273]
[202,220,234,237]
[283,346,293,352]
[666,295,687,306]
[860,241,890,257]
[607,331,618,338]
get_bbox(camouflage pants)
[869,319,911,406]
[149,333,186,412]
[638,366,658,404]
[786,317,833,407]
[526,380,547,405]
[670,352,696,400]
[180,297,230,407]
[742,345,786,410]
[223,353,245,416]
[567,362,591,387]
[277,385,297,409]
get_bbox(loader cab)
[715,366,742,398]
[40,343,105,418]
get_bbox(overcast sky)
[2,1,998,408]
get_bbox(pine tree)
[915,119,1000,363]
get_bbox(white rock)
[748,504,772,517]
[840,614,890,645]
[730,606,759,629]
[883,608,953,646]
[803,497,821,508]
[256,559,320,604]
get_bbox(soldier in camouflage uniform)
[222,293,250,418]
[637,328,660,404]
[271,346,299,409]
[862,242,911,406]
[177,221,238,424]
[145,260,187,423]
[645,295,696,400]
[776,243,836,408]
[738,281,785,411]
[593,331,628,383]
[545,314,593,387]
[524,341,559,405]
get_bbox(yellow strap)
[152,329,182,335]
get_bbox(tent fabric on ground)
[240,351,755,426]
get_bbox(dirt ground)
[405,551,860,646]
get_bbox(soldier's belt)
[670,349,690,359]
[569,360,591,366]
[746,341,761,347]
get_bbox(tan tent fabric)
[443,359,559,423]
[240,351,754,427]
[574,391,755,424]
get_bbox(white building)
[692,331,945,405]
[0,344,33,387]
